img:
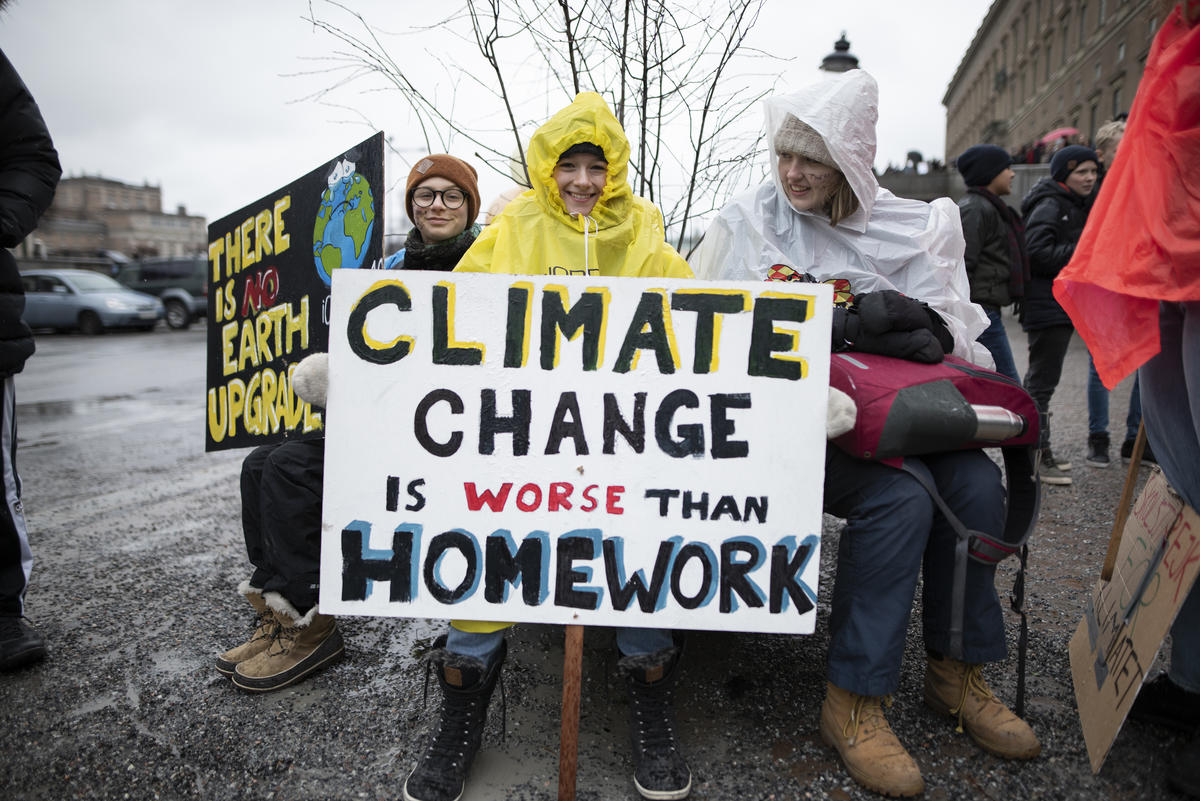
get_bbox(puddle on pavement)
[18,395,139,419]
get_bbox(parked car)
[20,269,163,335]
[115,256,207,330]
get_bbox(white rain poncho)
[691,70,991,365]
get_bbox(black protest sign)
[204,132,384,452]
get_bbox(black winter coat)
[0,48,61,376]
[957,191,1015,308]
[1018,177,1088,331]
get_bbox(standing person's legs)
[1023,325,1075,451]
[0,376,31,618]
[0,375,44,671]
[1087,353,1112,466]
[1136,300,1200,796]
[1139,301,1200,691]
[977,305,1020,383]
[1126,373,1144,444]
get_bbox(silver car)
[20,268,164,335]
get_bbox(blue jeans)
[976,305,1020,383]
[822,448,1007,696]
[1139,300,1200,692]
[446,624,674,663]
[1087,354,1144,440]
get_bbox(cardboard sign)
[1070,469,1200,771]
[204,132,385,452]
[319,271,833,634]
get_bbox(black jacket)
[957,191,1016,308]
[0,48,61,376]
[1018,177,1088,331]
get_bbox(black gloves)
[831,290,953,364]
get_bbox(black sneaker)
[1086,433,1111,468]
[1121,437,1158,465]
[403,637,506,801]
[0,615,47,671]
[621,647,692,800]
[1128,674,1200,732]
[1168,730,1200,798]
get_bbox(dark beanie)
[956,144,1012,187]
[1050,145,1099,183]
[406,154,481,223]
[558,141,606,162]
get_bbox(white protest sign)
[319,270,832,634]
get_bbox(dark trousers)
[241,438,325,612]
[0,377,31,617]
[823,447,1007,696]
[1023,325,1074,449]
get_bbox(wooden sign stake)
[1101,422,1149,581]
[557,624,584,801]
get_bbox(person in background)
[1081,120,1155,468]
[216,154,482,693]
[1055,4,1200,795]
[0,47,60,671]
[693,69,1039,798]
[955,144,1028,382]
[402,92,694,801]
[1019,144,1100,485]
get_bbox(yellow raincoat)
[452,92,689,635]
[456,92,692,279]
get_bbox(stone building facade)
[943,0,1163,162]
[33,175,207,260]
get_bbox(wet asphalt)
[0,314,1190,801]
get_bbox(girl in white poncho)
[693,70,1039,797]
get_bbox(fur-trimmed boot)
[403,635,506,801]
[924,653,1041,759]
[819,682,924,798]
[215,582,275,676]
[231,593,343,692]
[621,646,692,801]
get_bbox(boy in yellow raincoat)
[402,92,694,801]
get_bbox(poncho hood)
[691,71,990,365]
[456,92,690,279]
[765,69,879,230]
[526,91,634,233]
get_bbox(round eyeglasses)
[412,187,466,209]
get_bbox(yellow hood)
[456,92,691,279]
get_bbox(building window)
[1045,48,1052,80]
[1099,0,1107,25]
[1150,16,1158,35]
[1081,3,1088,43]
[1112,84,1123,117]
[1096,61,1102,79]
[1062,23,1069,65]
[1117,41,1125,61]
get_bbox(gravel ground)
[0,317,1192,801]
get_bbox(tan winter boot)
[232,593,344,692]
[215,582,276,676]
[924,654,1041,759]
[819,682,924,797]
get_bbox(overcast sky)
[1,0,993,231]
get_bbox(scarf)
[402,223,482,272]
[967,187,1030,299]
